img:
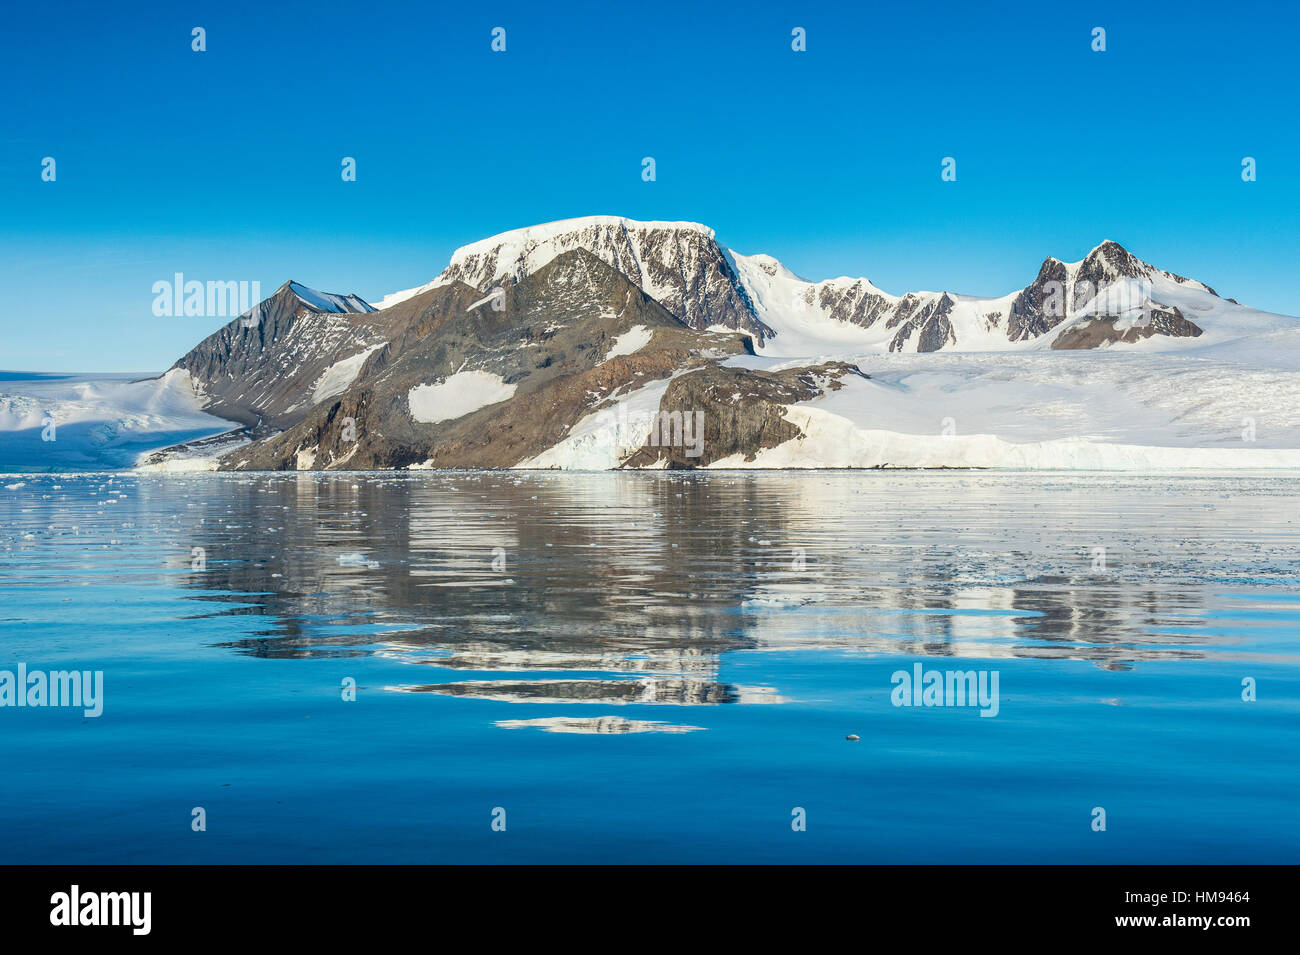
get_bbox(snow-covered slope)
[728,238,1279,358]
[0,369,238,471]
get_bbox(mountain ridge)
[139,216,1300,473]
[373,217,1234,356]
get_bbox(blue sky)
[2,0,1297,370]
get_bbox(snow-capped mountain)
[727,237,1226,355]
[375,216,1282,358]
[148,218,1300,472]
[10,215,1300,474]
[379,216,772,342]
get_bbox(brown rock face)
[621,362,867,469]
[172,280,387,430]
[435,219,775,343]
[1075,240,1151,288]
[889,294,957,352]
[1050,306,1203,350]
[219,250,759,471]
[1008,258,1071,341]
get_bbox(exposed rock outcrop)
[622,362,867,468]
[1051,306,1203,350]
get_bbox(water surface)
[1,470,1297,862]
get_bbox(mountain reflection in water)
[4,469,1299,861]
[157,470,1300,719]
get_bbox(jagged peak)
[1072,239,1149,275]
[1064,241,1217,296]
[1089,238,1128,255]
[1031,255,1069,280]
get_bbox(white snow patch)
[604,325,653,361]
[408,370,517,424]
[312,343,385,404]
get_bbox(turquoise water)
[1,470,1298,863]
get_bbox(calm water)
[1,470,1298,863]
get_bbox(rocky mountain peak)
[1077,239,1151,285]
[430,216,772,342]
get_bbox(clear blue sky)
[2,0,1297,371]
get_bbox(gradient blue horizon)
[2,0,1297,371]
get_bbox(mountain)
[169,250,756,470]
[174,280,383,429]
[376,218,1242,357]
[733,236,1219,354]
[379,216,774,342]
[134,217,1300,473]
